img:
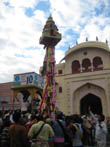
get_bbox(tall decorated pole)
[39,15,61,114]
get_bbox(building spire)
[48,14,53,21]
[39,15,62,113]
[49,13,52,18]
[39,15,61,46]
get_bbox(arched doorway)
[73,83,107,117]
[20,90,30,102]
[80,93,103,115]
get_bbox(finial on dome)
[86,37,88,42]
[48,13,53,21]
[49,13,52,17]
[76,40,78,45]
[68,45,70,49]
[106,39,108,44]
[96,36,98,41]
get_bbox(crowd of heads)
[0,108,109,147]
[0,109,107,127]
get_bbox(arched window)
[72,60,80,74]
[82,58,91,72]
[59,87,62,93]
[93,57,103,71]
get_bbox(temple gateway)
[55,41,110,119]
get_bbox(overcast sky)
[0,0,110,83]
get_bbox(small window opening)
[58,70,63,74]
[59,87,62,93]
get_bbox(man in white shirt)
[89,109,107,147]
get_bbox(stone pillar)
[28,88,36,99]
[106,78,110,116]
[80,63,82,72]
[28,88,36,112]
[91,62,94,71]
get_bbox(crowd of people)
[0,108,109,147]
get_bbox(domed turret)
[39,15,61,46]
